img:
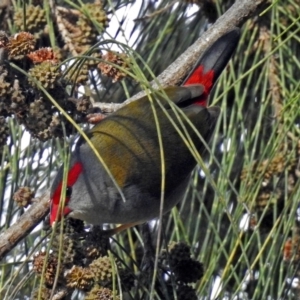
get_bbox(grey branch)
[0,191,50,260]
[94,0,268,113]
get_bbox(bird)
[50,28,240,234]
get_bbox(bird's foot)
[86,112,107,124]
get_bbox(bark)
[0,191,50,260]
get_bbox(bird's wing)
[155,84,205,106]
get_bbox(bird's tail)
[183,28,240,106]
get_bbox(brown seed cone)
[32,251,59,287]
[51,233,77,265]
[64,217,85,234]
[85,285,120,300]
[98,51,131,82]
[51,218,85,265]
[30,286,51,300]
[176,284,197,300]
[89,256,120,287]
[70,2,109,53]
[25,98,52,134]
[0,68,13,117]
[75,17,97,45]
[7,32,35,60]
[10,89,26,114]
[83,3,110,31]
[65,265,94,290]
[28,61,61,90]
[160,242,191,267]
[13,186,35,208]
[48,115,74,139]
[84,244,102,260]
[36,129,52,141]
[65,63,90,85]
[14,5,47,35]
[172,259,204,283]
[27,47,58,64]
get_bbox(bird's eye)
[66,186,72,197]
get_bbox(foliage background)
[1,0,300,299]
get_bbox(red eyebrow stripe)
[67,162,83,186]
[52,162,83,205]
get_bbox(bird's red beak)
[50,201,72,226]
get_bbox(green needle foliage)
[0,0,300,299]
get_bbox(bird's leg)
[140,223,155,271]
[138,223,166,294]
[102,222,142,236]
[103,222,155,269]
[89,225,111,253]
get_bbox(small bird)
[50,29,240,233]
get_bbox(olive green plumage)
[51,85,219,225]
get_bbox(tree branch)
[0,191,50,261]
[94,0,268,113]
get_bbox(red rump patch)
[50,162,83,225]
[184,65,215,107]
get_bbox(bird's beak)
[50,202,72,226]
